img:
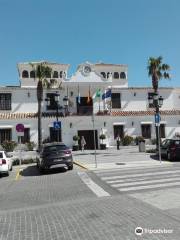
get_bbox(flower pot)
[100,144,106,150]
[72,145,79,151]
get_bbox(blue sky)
[0,0,179,87]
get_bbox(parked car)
[0,151,13,176]
[161,139,180,161]
[37,142,73,173]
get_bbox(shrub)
[134,136,145,145]
[122,135,134,146]
[2,140,17,152]
[151,138,156,145]
[73,135,80,142]
[25,141,36,151]
[13,158,36,165]
[99,134,106,143]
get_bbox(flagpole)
[92,98,97,168]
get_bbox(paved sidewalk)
[73,146,174,170]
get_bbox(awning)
[113,122,126,125]
[141,122,153,125]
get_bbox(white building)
[0,61,179,148]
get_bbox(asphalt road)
[0,163,180,240]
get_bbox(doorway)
[78,130,98,150]
[113,125,124,139]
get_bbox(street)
[0,148,180,239]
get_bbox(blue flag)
[102,89,111,100]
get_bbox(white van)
[0,151,13,176]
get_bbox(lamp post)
[63,96,69,116]
[148,93,164,162]
[45,92,60,142]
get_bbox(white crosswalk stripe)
[93,165,180,193]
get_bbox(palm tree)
[147,56,170,92]
[147,56,170,150]
[31,62,52,150]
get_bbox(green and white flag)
[92,89,101,100]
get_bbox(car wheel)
[39,167,45,174]
[68,165,73,170]
[6,171,9,176]
[167,152,171,161]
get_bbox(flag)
[102,89,111,100]
[87,85,91,103]
[77,85,81,104]
[92,89,101,100]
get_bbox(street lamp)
[148,92,164,162]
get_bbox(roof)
[0,110,179,119]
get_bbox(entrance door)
[78,130,98,150]
[49,127,62,142]
[113,125,124,139]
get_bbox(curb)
[74,161,88,170]
[15,169,22,181]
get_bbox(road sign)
[155,113,161,124]
[53,121,61,129]
[16,123,25,132]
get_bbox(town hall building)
[0,61,179,149]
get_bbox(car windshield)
[0,152,3,158]
[43,145,68,152]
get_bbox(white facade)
[0,61,179,148]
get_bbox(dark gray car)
[37,142,73,173]
[161,139,180,161]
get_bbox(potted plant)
[72,135,80,151]
[99,134,106,150]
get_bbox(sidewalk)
[73,146,174,170]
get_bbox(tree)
[147,56,170,151]
[31,62,52,150]
[147,56,170,92]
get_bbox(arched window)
[120,72,126,79]
[30,70,35,78]
[101,72,106,78]
[45,70,51,78]
[60,71,63,78]
[22,70,29,78]
[53,71,58,78]
[107,72,112,79]
[113,72,119,79]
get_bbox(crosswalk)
[93,165,180,193]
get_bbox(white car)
[0,151,13,176]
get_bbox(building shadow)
[20,165,67,177]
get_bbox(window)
[22,70,29,78]
[0,93,11,110]
[45,70,51,78]
[113,72,119,79]
[141,124,151,138]
[160,124,165,138]
[46,93,57,110]
[148,92,154,108]
[0,129,12,144]
[30,71,35,78]
[101,72,106,78]
[111,93,121,108]
[53,71,58,78]
[120,72,126,79]
[60,71,63,78]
